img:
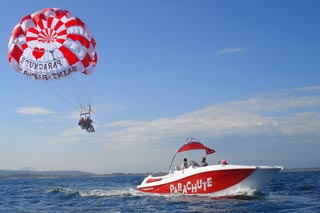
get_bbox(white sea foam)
[209,187,257,198]
[47,186,258,199]
[79,188,143,197]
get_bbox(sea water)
[0,170,319,212]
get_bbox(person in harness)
[78,117,85,129]
[84,116,95,133]
[78,110,95,133]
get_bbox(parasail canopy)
[176,141,215,155]
[8,8,97,81]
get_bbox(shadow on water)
[210,192,265,201]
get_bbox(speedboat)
[137,138,283,196]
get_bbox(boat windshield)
[150,171,168,177]
[190,160,200,168]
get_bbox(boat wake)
[46,187,144,198]
[79,188,142,197]
[209,187,258,198]
[46,186,262,200]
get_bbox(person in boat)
[181,158,188,169]
[84,117,95,133]
[221,159,228,165]
[78,117,85,129]
[200,157,208,167]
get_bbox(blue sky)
[0,0,319,174]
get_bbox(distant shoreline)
[0,169,149,179]
[0,167,319,179]
[280,167,320,172]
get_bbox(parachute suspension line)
[41,81,80,110]
[48,78,83,109]
[40,74,93,114]
[68,74,91,111]
[79,74,93,109]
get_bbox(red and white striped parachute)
[8,8,97,80]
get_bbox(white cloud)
[279,112,320,135]
[49,127,90,144]
[16,107,54,115]
[95,106,276,145]
[41,86,320,172]
[216,47,247,55]
[227,95,320,112]
[94,90,320,145]
[49,87,320,147]
[295,85,320,92]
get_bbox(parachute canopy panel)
[8,8,98,80]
